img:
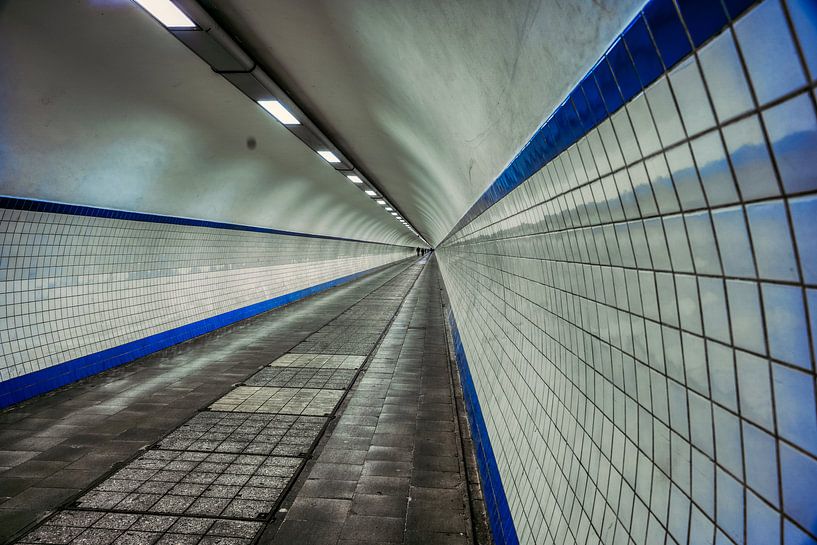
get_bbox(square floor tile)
[290,343,376,356]
[267,354,366,370]
[209,387,344,416]
[289,326,384,356]
[157,412,327,457]
[245,366,357,390]
[16,510,263,544]
[74,450,302,520]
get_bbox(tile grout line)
[254,260,428,544]
[3,260,422,545]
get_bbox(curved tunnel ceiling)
[201,0,645,245]
[0,0,418,246]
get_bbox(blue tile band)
[448,309,520,545]
[438,0,770,541]
[0,261,401,409]
[442,0,759,242]
[0,195,395,246]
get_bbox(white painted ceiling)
[202,0,644,244]
[1,0,644,246]
[0,0,417,245]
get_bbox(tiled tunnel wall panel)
[438,1,817,544]
[0,206,413,404]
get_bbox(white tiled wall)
[0,208,412,383]
[438,1,817,544]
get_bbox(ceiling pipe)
[141,0,425,243]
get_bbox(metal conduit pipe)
[145,0,425,242]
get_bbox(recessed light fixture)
[391,212,398,216]
[365,190,377,196]
[376,200,386,205]
[347,175,363,184]
[133,0,195,28]
[258,100,300,125]
[385,207,393,211]
[318,150,341,163]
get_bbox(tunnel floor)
[0,256,476,545]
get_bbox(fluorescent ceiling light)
[365,190,377,196]
[385,207,393,211]
[318,150,341,163]
[347,175,363,184]
[376,200,386,205]
[391,212,398,216]
[133,0,195,28]
[258,100,300,125]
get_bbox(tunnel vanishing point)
[1,1,817,544]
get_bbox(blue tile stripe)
[442,0,758,242]
[0,261,402,409]
[439,2,761,538]
[448,308,520,545]
[0,195,398,247]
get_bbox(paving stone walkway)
[1,256,477,545]
[263,256,472,545]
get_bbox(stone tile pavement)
[2,256,485,545]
